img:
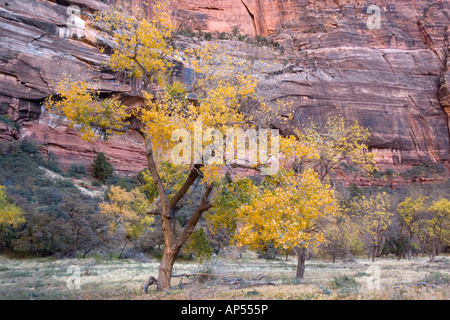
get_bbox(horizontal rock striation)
[0,0,449,175]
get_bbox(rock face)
[0,0,147,174]
[173,0,450,164]
[0,0,449,174]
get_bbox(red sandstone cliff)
[0,0,449,175]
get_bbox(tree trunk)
[157,246,178,291]
[295,247,307,279]
[407,232,413,261]
[430,241,437,262]
[215,243,221,255]
[83,248,91,259]
[119,240,128,259]
[371,246,376,262]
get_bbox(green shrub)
[44,159,62,173]
[237,34,246,42]
[330,275,360,297]
[372,169,385,179]
[255,35,268,46]
[204,32,212,41]
[68,164,88,178]
[20,138,39,155]
[107,176,140,190]
[218,32,227,40]
[92,179,103,187]
[176,28,196,38]
[0,115,20,130]
[400,163,447,180]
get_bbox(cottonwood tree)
[416,198,450,262]
[234,169,338,279]
[397,196,427,260]
[100,186,153,259]
[351,193,393,262]
[60,195,110,258]
[181,228,214,262]
[46,1,315,290]
[320,213,363,263]
[296,115,374,182]
[0,185,25,250]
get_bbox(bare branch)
[168,164,202,210]
[175,184,214,249]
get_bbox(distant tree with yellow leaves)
[398,196,427,260]
[100,186,153,258]
[297,115,374,182]
[351,193,392,262]
[0,185,25,250]
[0,185,25,228]
[416,198,450,262]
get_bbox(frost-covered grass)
[0,253,448,300]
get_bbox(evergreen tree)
[93,152,113,183]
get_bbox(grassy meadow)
[0,253,448,300]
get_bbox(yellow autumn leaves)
[235,169,338,252]
[96,0,176,85]
[0,185,25,228]
[46,78,128,141]
[99,186,153,239]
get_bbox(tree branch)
[145,139,168,213]
[175,184,214,249]
[146,210,161,216]
[168,164,202,210]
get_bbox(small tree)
[321,213,363,263]
[352,193,392,262]
[93,152,113,183]
[0,185,25,250]
[181,228,213,262]
[234,169,338,279]
[381,236,410,260]
[100,186,153,258]
[59,195,109,258]
[0,185,25,227]
[417,198,450,262]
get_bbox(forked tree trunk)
[144,139,212,292]
[295,247,307,279]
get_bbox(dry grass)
[0,253,448,300]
